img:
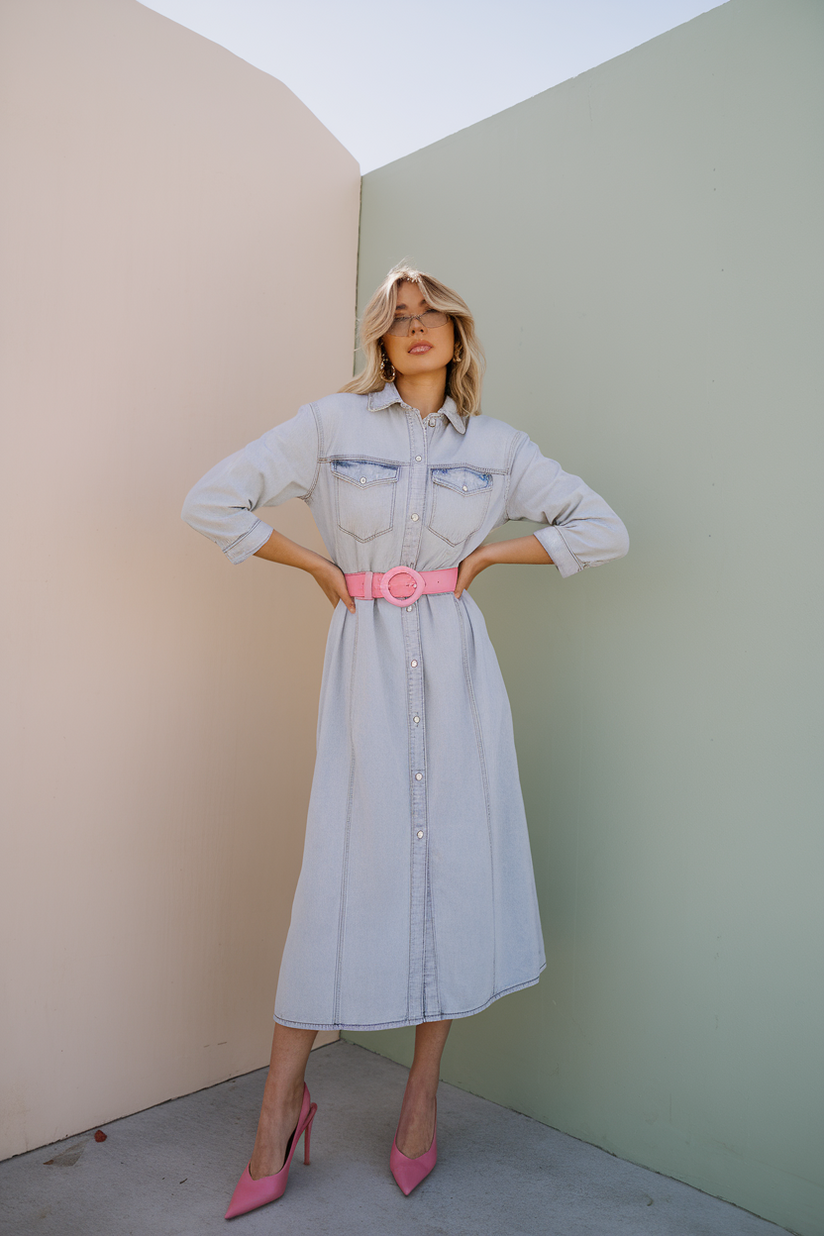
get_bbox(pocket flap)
[432,466,492,494]
[331,459,400,486]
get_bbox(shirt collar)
[367,383,467,435]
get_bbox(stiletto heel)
[224,1084,317,1219]
[303,1103,317,1164]
[390,1103,437,1196]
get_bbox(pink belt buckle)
[380,566,425,606]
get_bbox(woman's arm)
[254,529,356,613]
[454,535,552,599]
[503,433,629,579]
[181,405,322,565]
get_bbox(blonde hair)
[341,264,485,417]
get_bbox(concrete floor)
[1,1040,790,1236]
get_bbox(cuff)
[533,527,581,579]
[224,518,274,565]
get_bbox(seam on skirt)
[456,594,497,995]
[333,604,359,1025]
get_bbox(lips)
[408,343,433,354]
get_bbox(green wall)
[343,3,824,1233]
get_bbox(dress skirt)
[273,590,546,1030]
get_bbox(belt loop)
[362,571,373,601]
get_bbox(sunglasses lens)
[387,311,449,336]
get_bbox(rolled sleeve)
[506,433,629,579]
[181,403,320,564]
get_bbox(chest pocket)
[428,466,493,546]
[331,458,400,542]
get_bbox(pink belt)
[345,566,458,606]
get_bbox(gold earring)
[380,350,396,383]
[452,342,463,364]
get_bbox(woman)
[182,265,628,1216]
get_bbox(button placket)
[403,582,428,1023]
[399,406,435,1022]
[420,415,442,1016]
[399,410,427,574]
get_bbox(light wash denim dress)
[182,384,629,1030]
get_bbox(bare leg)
[394,1019,452,1158]
[248,1024,317,1180]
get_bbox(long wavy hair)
[341,264,485,417]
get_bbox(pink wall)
[0,0,359,1157]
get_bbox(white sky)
[138,0,728,172]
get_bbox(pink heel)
[224,1084,317,1219]
[303,1103,317,1164]
[390,1104,437,1196]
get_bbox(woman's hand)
[253,529,356,612]
[310,558,356,613]
[454,535,553,599]
[454,545,492,599]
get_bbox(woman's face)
[381,281,454,379]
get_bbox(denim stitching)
[405,602,427,1024]
[553,526,586,570]
[422,606,443,1020]
[224,522,270,555]
[303,403,323,502]
[273,969,546,1032]
[333,463,398,542]
[325,454,405,467]
[502,429,525,520]
[404,611,416,1027]
[424,854,442,1019]
[404,408,423,1023]
[431,468,494,492]
[402,406,430,1023]
[420,648,436,1020]
[427,483,491,546]
[430,461,508,475]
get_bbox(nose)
[409,314,427,334]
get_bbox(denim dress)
[182,384,629,1030]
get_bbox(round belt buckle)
[380,566,425,606]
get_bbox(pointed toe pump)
[390,1108,437,1196]
[224,1083,317,1220]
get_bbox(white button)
[415,455,422,462]
[428,418,437,427]
[417,830,424,839]
[411,513,419,521]
[413,716,420,724]
[360,477,367,484]
[415,773,423,781]
[410,660,418,668]
[406,606,413,612]
[462,485,468,491]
